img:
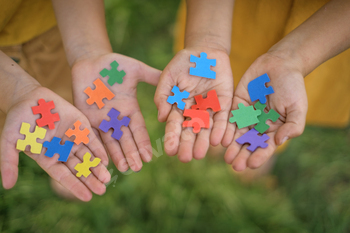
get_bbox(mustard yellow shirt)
[0,0,56,46]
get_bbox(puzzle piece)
[236,128,269,152]
[16,122,47,154]
[84,78,115,109]
[167,85,190,110]
[189,52,216,79]
[74,152,101,178]
[254,101,280,133]
[229,103,261,129]
[182,109,210,133]
[43,137,74,162]
[99,108,130,140]
[248,73,274,104]
[31,99,60,129]
[65,120,90,145]
[191,89,221,112]
[100,60,126,86]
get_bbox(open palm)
[0,87,111,201]
[154,47,234,162]
[72,53,161,172]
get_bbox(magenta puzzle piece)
[99,108,130,140]
[235,128,269,152]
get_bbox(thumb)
[1,137,19,189]
[154,72,174,123]
[138,62,162,86]
[275,107,307,145]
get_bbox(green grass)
[1,0,350,232]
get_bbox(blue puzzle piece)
[248,73,274,104]
[99,108,130,140]
[43,137,74,162]
[189,52,216,79]
[167,85,190,110]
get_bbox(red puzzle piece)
[84,78,115,109]
[183,109,210,133]
[32,99,60,129]
[65,120,90,145]
[191,89,221,112]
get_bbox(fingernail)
[281,136,289,145]
[135,168,142,173]
[121,168,130,174]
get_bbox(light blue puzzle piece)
[248,73,274,104]
[189,52,216,79]
[43,137,74,162]
[167,86,190,110]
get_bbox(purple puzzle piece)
[235,128,269,152]
[99,108,130,140]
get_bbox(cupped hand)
[222,52,308,171]
[72,53,161,172]
[154,47,234,162]
[0,87,111,201]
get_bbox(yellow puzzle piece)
[16,122,47,154]
[74,152,101,178]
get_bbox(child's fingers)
[86,128,109,166]
[0,146,19,189]
[178,127,196,163]
[193,124,211,160]
[247,132,277,169]
[137,61,162,86]
[224,127,249,165]
[102,134,129,172]
[118,128,143,172]
[231,144,251,172]
[154,74,175,123]
[164,109,183,156]
[210,109,229,146]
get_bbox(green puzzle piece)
[100,60,126,86]
[229,103,261,129]
[254,101,280,133]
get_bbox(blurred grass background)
[1,0,350,232]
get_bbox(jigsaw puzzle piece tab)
[43,137,74,162]
[248,73,274,104]
[167,85,190,110]
[99,108,130,140]
[84,78,115,109]
[189,52,216,79]
[100,60,126,86]
[65,120,90,145]
[236,128,269,152]
[31,99,60,129]
[74,152,101,178]
[16,122,47,154]
[191,89,221,112]
[229,103,261,129]
[254,101,280,133]
[182,109,210,133]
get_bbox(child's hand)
[154,47,233,162]
[222,52,308,171]
[71,53,161,172]
[0,87,111,201]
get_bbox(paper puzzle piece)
[229,103,261,129]
[254,101,280,133]
[191,89,221,112]
[167,85,190,110]
[100,60,126,86]
[31,99,60,129]
[65,120,90,145]
[16,122,47,154]
[182,109,210,133]
[43,137,74,162]
[99,108,130,140]
[189,52,216,79]
[84,78,115,109]
[236,128,269,152]
[74,152,101,178]
[248,73,274,104]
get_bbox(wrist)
[185,33,231,55]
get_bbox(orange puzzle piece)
[183,109,210,133]
[84,78,115,109]
[191,89,221,112]
[65,120,90,145]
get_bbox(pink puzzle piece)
[236,128,269,152]
[191,89,221,112]
[183,109,210,133]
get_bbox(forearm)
[185,0,235,54]
[269,0,350,76]
[0,51,40,113]
[51,0,112,67]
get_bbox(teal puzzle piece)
[254,101,280,133]
[100,60,126,86]
[229,103,261,129]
